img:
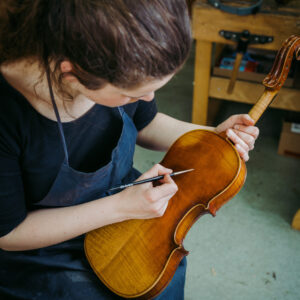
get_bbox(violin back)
[85,130,246,299]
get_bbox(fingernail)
[234,125,239,130]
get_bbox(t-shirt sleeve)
[133,99,158,131]
[0,104,27,237]
[0,156,26,237]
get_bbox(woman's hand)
[215,114,259,161]
[119,164,178,220]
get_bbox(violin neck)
[248,88,279,125]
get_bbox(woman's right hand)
[118,164,178,220]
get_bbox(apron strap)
[46,68,69,163]
[45,69,125,164]
[117,106,124,116]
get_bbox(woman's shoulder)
[1,73,30,121]
[0,73,33,154]
[124,99,158,131]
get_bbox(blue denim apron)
[0,82,186,299]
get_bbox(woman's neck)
[0,59,95,122]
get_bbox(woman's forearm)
[0,193,124,251]
[137,112,215,151]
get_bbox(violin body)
[85,35,300,299]
[85,130,246,299]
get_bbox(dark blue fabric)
[0,236,187,300]
[0,72,157,236]
[35,106,137,207]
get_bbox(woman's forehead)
[119,74,174,95]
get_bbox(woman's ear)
[60,61,77,82]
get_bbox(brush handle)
[109,169,194,191]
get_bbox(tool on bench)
[208,0,263,16]
[219,29,273,94]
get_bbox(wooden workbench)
[191,0,300,125]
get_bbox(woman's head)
[0,0,191,90]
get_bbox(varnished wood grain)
[85,130,245,299]
[292,209,300,231]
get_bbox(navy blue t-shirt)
[0,74,157,237]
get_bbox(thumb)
[137,164,172,181]
[217,114,254,133]
[229,114,254,126]
[238,114,255,126]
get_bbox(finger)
[239,114,255,126]
[160,173,174,184]
[227,129,250,152]
[157,200,169,216]
[149,197,170,218]
[156,195,171,211]
[232,130,256,150]
[138,164,172,181]
[151,175,178,199]
[228,114,254,127]
[236,144,249,161]
[216,114,254,133]
[233,124,259,139]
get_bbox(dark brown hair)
[0,0,191,90]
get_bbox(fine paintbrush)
[109,169,194,191]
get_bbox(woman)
[0,1,259,299]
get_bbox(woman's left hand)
[215,114,259,162]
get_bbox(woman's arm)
[137,112,259,161]
[0,164,177,251]
[136,113,214,151]
[0,194,124,251]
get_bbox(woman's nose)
[139,92,155,102]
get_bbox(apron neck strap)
[46,67,69,163]
[117,106,124,116]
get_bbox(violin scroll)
[296,45,300,61]
[263,35,300,90]
[248,35,300,124]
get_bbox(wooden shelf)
[209,77,300,112]
[191,0,300,125]
[192,1,300,51]
[213,67,295,88]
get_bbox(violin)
[84,35,300,299]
